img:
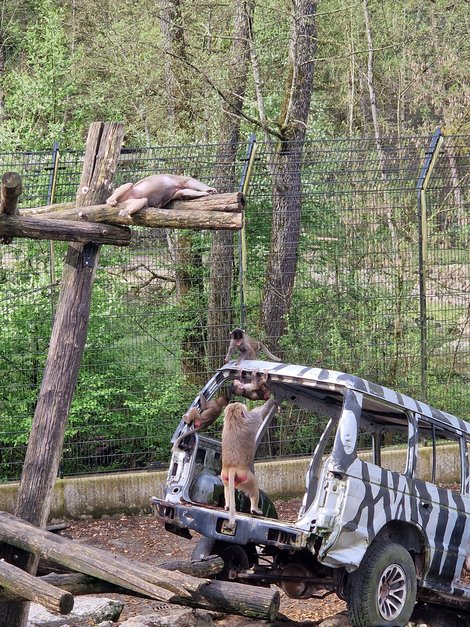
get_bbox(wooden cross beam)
[0,185,244,245]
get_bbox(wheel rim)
[377,562,407,621]
[218,544,250,580]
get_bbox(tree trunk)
[207,0,255,371]
[159,0,208,383]
[159,0,198,133]
[261,0,317,350]
[362,0,402,386]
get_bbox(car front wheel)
[345,539,417,627]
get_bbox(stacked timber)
[0,511,279,621]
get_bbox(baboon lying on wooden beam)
[106,174,217,216]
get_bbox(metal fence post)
[47,141,61,320]
[238,133,257,328]
[416,128,444,401]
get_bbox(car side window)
[415,416,461,491]
[357,398,409,475]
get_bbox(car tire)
[191,538,257,581]
[191,535,217,561]
[345,539,417,627]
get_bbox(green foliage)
[0,241,53,432]
[0,0,466,146]
[1,0,81,149]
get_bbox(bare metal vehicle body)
[152,361,470,626]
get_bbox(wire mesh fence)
[0,131,469,480]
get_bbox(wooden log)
[42,572,280,621]
[170,192,245,212]
[0,567,280,621]
[158,555,224,578]
[0,511,204,600]
[0,122,125,627]
[0,560,73,615]
[0,172,22,216]
[20,192,245,217]
[0,214,131,246]
[38,554,224,579]
[0,512,279,620]
[0,573,106,602]
[175,579,280,621]
[41,572,116,596]
[1,171,22,244]
[25,206,243,231]
[20,201,75,216]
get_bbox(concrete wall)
[0,458,310,520]
[0,444,460,520]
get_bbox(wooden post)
[0,171,22,244]
[0,122,124,627]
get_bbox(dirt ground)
[58,497,470,626]
[60,497,348,625]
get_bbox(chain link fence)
[0,131,469,480]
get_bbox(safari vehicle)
[152,361,470,627]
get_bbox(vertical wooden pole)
[0,122,124,627]
[1,171,22,244]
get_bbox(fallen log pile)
[0,511,280,621]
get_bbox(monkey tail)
[228,468,236,526]
[261,343,282,362]
[171,426,199,453]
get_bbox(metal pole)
[416,128,444,401]
[47,142,60,320]
[237,133,257,329]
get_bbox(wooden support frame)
[0,190,245,241]
[0,122,125,627]
[0,511,280,621]
[0,122,250,625]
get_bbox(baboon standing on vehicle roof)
[224,328,281,364]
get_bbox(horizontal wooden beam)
[23,207,242,231]
[20,192,245,218]
[17,193,245,231]
[0,214,132,246]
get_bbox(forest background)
[0,0,469,478]
[0,0,468,147]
